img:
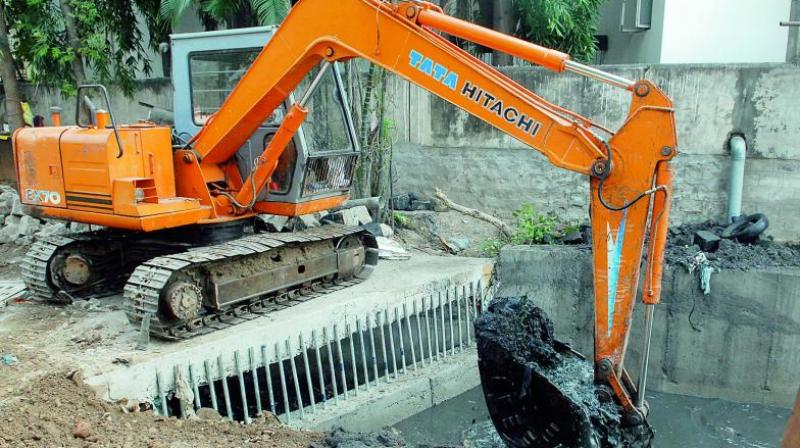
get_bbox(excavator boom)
[189,0,676,435]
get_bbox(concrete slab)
[1,254,491,407]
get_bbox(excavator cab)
[171,26,360,217]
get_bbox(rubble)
[0,185,96,245]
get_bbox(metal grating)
[301,154,357,197]
[151,280,492,424]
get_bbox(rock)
[196,408,222,421]
[410,200,433,211]
[35,222,69,238]
[561,230,584,245]
[10,195,24,217]
[0,204,10,217]
[18,215,42,236]
[326,206,372,226]
[448,237,470,251]
[72,421,91,439]
[390,194,411,211]
[68,222,91,233]
[693,230,721,252]
[256,215,289,232]
[361,222,394,238]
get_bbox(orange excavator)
[12,0,676,445]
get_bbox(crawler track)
[124,225,377,340]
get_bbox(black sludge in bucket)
[475,296,653,448]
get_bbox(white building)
[596,0,793,64]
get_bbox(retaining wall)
[497,245,800,408]
[11,64,800,240]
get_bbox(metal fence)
[152,280,491,424]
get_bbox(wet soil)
[474,296,652,448]
[665,221,800,271]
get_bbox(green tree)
[0,0,24,130]
[513,0,605,62]
[159,0,291,28]
[10,0,167,97]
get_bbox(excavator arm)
[190,0,677,439]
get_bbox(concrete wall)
[659,0,790,64]
[596,0,791,64]
[597,0,666,64]
[497,245,800,408]
[391,63,800,241]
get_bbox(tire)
[721,213,769,243]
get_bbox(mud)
[666,220,800,270]
[474,296,652,448]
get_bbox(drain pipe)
[727,135,747,223]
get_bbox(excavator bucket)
[475,297,654,448]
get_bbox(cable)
[596,142,668,212]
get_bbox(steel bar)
[234,351,252,424]
[287,339,305,419]
[276,342,291,423]
[470,282,477,322]
[368,315,380,385]
[414,300,425,365]
[448,289,456,355]
[299,334,316,413]
[334,324,349,399]
[218,355,233,420]
[312,330,328,408]
[248,347,263,416]
[437,292,445,359]
[464,285,472,346]
[378,313,390,382]
[636,304,656,408]
[261,346,277,415]
[346,323,360,396]
[188,364,202,410]
[424,296,433,362]
[357,319,371,391]
[324,328,340,404]
[456,287,464,351]
[204,360,219,412]
[386,309,399,379]
[395,307,407,374]
[174,366,185,419]
[156,371,168,417]
[404,303,418,371]
[431,293,442,361]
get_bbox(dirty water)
[393,387,791,448]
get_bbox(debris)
[112,357,131,366]
[376,237,410,260]
[390,194,412,211]
[196,408,223,421]
[433,189,514,238]
[447,237,470,252]
[0,280,26,307]
[362,222,394,238]
[72,420,92,439]
[325,206,373,226]
[2,354,18,366]
[410,199,432,211]
[693,230,721,252]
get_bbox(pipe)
[728,135,747,223]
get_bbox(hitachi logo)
[461,81,542,137]
[409,49,459,90]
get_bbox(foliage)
[10,0,166,97]
[513,0,605,62]
[159,0,291,28]
[479,203,578,257]
[393,212,411,228]
[510,203,557,245]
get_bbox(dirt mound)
[0,372,321,448]
[666,221,800,270]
